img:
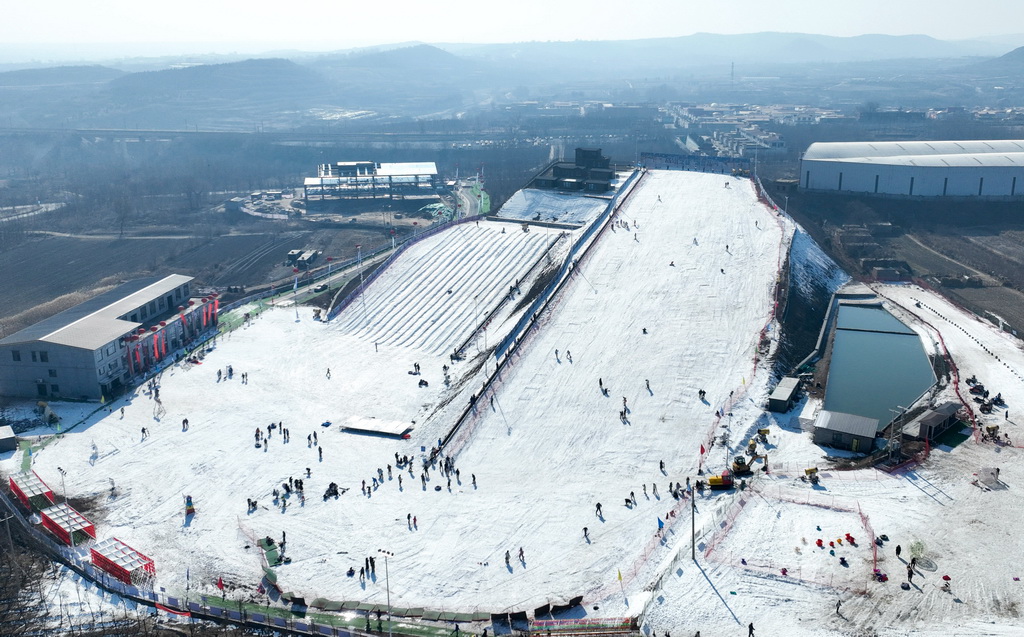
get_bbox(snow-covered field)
[5,170,1024,636]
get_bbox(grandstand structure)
[800,140,1024,198]
[303,161,439,201]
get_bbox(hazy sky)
[2,0,1022,59]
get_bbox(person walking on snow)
[326,368,331,379]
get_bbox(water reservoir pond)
[823,304,936,429]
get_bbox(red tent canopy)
[40,503,96,546]
[91,537,156,586]
[8,471,55,511]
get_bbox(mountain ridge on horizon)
[0,31,1017,71]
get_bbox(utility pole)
[0,512,14,556]
[378,549,394,637]
[57,466,67,502]
[889,406,907,463]
[690,489,696,561]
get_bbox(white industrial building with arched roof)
[800,140,1024,198]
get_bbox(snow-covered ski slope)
[336,222,553,354]
[9,169,793,613]
[8,172,1024,636]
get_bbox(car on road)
[313,283,328,293]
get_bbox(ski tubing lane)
[452,231,567,359]
[442,170,647,455]
[327,215,486,322]
[697,178,791,474]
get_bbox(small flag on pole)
[700,444,706,455]
[658,517,665,530]
[617,569,622,582]
[217,577,224,590]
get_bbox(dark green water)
[824,305,936,429]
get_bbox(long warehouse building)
[800,140,1024,198]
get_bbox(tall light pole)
[784,195,789,216]
[691,488,696,561]
[57,466,67,502]
[326,257,333,289]
[57,466,71,547]
[378,549,394,637]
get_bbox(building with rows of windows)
[0,275,217,401]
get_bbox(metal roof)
[809,153,1024,168]
[92,537,154,572]
[770,376,800,401]
[375,162,437,176]
[805,140,1024,160]
[814,410,879,438]
[804,140,1024,167]
[0,274,193,351]
[41,502,94,533]
[10,471,51,499]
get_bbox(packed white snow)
[5,172,1024,637]
[496,188,612,226]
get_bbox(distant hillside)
[307,44,482,83]
[0,65,123,87]
[969,45,1024,75]
[439,31,1008,73]
[108,58,326,99]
